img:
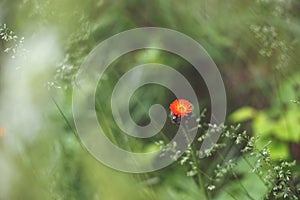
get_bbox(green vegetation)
[0,0,300,199]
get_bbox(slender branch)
[182,124,210,200]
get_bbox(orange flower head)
[0,127,5,137]
[169,99,193,117]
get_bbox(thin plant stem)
[201,125,255,200]
[273,69,293,140]
[95,101,118,145]
[111,95,162,198]
[215,150,255,200]
[182,124,210,200]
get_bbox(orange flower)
[169,99,193,117]
[0,127,5,137]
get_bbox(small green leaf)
[230,107,257,122]
[253,112,275,137]
[273,109,300,142]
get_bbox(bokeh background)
[0,0,300,199]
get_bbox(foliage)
[1,0,300,199]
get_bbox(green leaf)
[230,107,257,123]
[256,137,290,160]
[273,109,300,142]
[253,112,275,137]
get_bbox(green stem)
[215,150,255,200]
[182,125,210,200]
[192,146,209,200]
[98,107,118,145]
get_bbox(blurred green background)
[0,0,300,199]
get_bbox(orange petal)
[0,127,6,137]
[170,99,193,117]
